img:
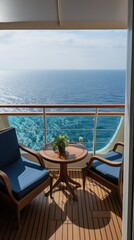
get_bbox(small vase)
[58,146,65,155]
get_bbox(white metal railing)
[93,107,99,154]
[0,104,125,153]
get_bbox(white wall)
[123,0,134,239]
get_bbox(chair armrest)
[19,144,46,168]
[112,141,124,151]
[0,170,17,201]
[86,155,122,171]
[91,155,123,166]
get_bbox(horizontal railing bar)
[0,104,125,108]
[6,127,118,131]
[0,111,125,116]
[47,129,117,131]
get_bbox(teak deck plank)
[0,169,122,240]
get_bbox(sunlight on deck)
[0,170,122,240]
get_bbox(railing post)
[93,108,99,155]
[43,108,47,146]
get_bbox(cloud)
[0,30,127,70]
[0,30,127,48]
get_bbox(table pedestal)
[41,143,88,200]
[46,163,81,200]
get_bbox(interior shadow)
[65,189,113,230]
[0,194,65,240]
[46,199,66,240]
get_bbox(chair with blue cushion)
[82,142,124,203]
[0,127,52,227]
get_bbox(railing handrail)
[0,103,125,108]
[0,103,125,116]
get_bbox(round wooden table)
[40,143,88,200]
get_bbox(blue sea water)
[0,69,125,151]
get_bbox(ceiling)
[0,0,128,29]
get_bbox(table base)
[45,163,81,200]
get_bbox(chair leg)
[82,168,86,190]
[50,175,53,199]
[16,208,20,229]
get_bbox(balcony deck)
[0,169,122,240]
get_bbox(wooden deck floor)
[0,169,122,240]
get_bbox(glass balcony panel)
[8,115,122,152]
[96,116,122,150]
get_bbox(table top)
[40,143,88,164]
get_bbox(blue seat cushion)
[0,128,20,168]
[91,151,123,185]
[1,157,49,200]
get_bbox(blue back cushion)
[0,128,20,168]
[91,151,123,184]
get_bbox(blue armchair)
[82,142,124,203]
[0,127,52,227]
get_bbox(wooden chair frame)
[0,144,52,228]
[82,142,124,204]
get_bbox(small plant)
[52,134,69,154]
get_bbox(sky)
[0,30,127,70]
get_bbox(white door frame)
[123,0,134,239]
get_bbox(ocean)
[0,69,125,151]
